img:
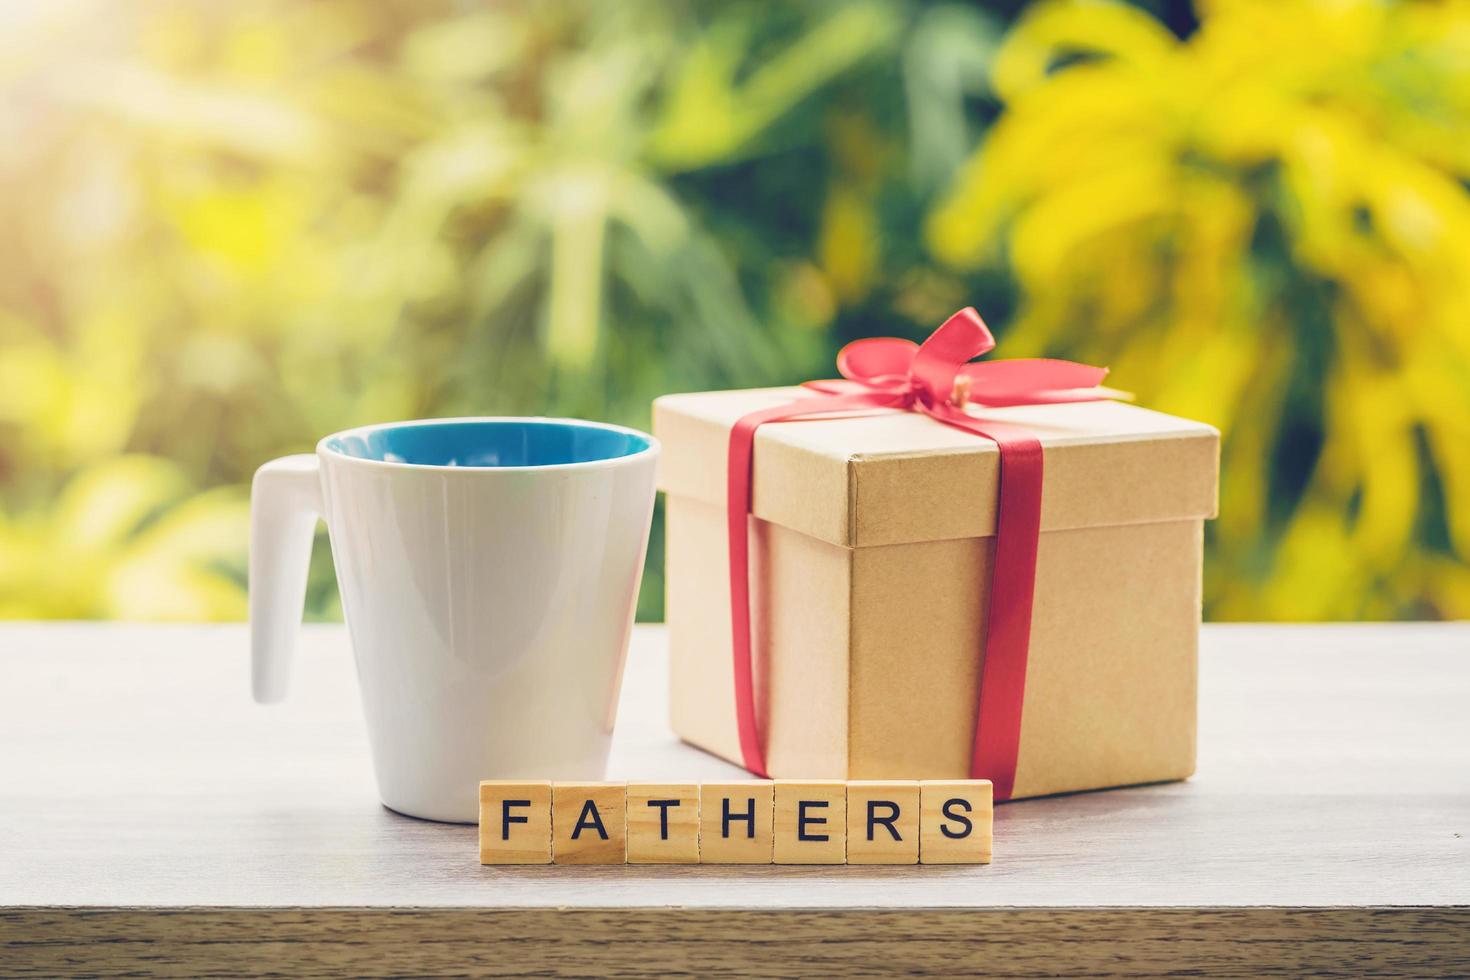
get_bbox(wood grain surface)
[1,622,1468,976]
[3,907,1468,977]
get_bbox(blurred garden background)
[2,0,1468,622]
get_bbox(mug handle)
[249,454,324,704]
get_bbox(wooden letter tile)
[626,783,700,864]
[552,782,627,864]
[919,780,993,864]
[773,780,846,864]
[845,781,919,865]
[479,781,552,865]
[698,781,774,864]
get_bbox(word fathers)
[478,779,992,865]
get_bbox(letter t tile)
[626,783,700,863]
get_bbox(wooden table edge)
[4,905,1468,977]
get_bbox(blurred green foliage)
[1,0,1467,622]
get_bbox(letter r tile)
[479,781,552,865]
[846,781,919,865]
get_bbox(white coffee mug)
[249,417,659,822]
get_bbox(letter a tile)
[552,782,627,864]
[479,781,552,865]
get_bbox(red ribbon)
[725,308,1116,800]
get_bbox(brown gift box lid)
[654,388,1219,547]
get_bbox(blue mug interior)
[324,419,651,468]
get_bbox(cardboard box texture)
[656,389,1219,798]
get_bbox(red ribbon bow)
[726,308,1117,799]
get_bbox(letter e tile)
[773,780,846,864]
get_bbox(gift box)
[653,312,1219,800]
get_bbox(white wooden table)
[1,623,1467,976]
